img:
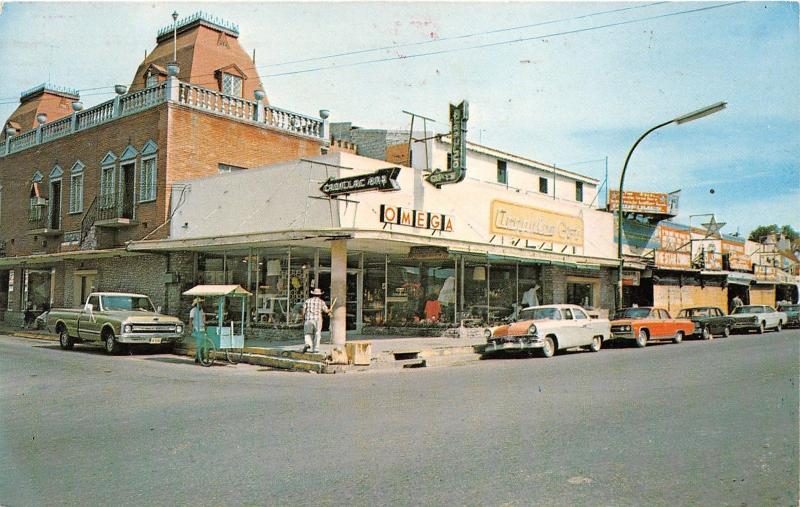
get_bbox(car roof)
[94,292,148,298]
[521,304,585,310]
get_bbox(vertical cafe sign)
[426,100,469,188]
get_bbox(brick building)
[0,12,331,324]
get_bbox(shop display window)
[385,255,455,325]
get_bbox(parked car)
[729,305,787,334]
[47,292,184,354]
[676,307,734,340]
[610,307,694,347]
[484,304,611,358]
[776,304,799,328]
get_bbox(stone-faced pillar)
[330,239,347,346]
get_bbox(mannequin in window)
[521,283,540,308]
[437,276,456,322]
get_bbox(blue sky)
[0,2,797,236]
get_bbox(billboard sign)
[609,190,676,215]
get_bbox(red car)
[610,307,694,348]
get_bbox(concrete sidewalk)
[1,325,488,372]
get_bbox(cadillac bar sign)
[320,167,400,196]
[489,200,583,247]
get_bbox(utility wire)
[264,2,744,79]
[0,2,682,105]
[0,1,743,107]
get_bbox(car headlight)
[527,324,537,336]
[123,324,132,334]
[176,324,184,334]
[484,328,493,339]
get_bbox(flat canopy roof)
[183,285,252,297]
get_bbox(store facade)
[129,152,620,341]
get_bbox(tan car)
[47,292,184,354]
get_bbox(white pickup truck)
[47,292,184,354]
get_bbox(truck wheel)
[702,327,712,340]
[540,337,555,358]
[635,329,648,348]
[589,336,602,352]
[58,328,74,350]
[104,331,120,355]
[723,326,731,338]
[673,331,684,344]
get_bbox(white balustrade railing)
[3,78,326,156]
[178,82,256,121]
[41,116,73,143]
[264,105,322,138]
[76,101,115,131]
[120,83,167,116]
[8,130,36,153]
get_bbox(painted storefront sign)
[655,225,691,269]
[489,200,584,247]
[380,205,454,232]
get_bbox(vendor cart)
[183,285,251,367]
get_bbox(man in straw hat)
[301,287,332,354]
[189,297,206,363]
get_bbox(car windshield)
[613,308,651,319]
[732,305,762,314]
[518,307,562,321]
[101,295,155,312]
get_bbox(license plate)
[149,338,162,344]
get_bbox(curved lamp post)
[616,101,727,309]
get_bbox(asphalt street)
[0,330,797,506]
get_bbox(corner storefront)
[129,152,620,340]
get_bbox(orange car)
[610,307,694,348]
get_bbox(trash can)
[345,340,372,366]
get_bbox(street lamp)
[171,11,179,63]
[616,101,727,309]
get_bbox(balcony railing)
[27,212,48,231]
[96,192,134,222]
[3,78,327,157]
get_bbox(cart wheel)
[226,347,243,365]
[199,337,216,367]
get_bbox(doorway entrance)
[49,180,61,229]
[315,269,361,332]
[73,270,97,307]
[120,163,135,219]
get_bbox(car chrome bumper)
[610,332,634,340]
[484,340,542,353]
[117,333,181,344]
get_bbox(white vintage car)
[729,305,787,333]
[484,304,611,358]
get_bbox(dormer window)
[143,64,167,88]
[215,64,246,98]
[145,73,159,88]
[222,73,242,97]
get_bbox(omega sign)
[489,200,583,247]
[380,205,454,232]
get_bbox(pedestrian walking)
[301,288,331,354]
[189,297,206,363]
[732,295,743,309]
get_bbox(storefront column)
[330,240,347,346]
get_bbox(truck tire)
[58,327,74,350]
[104,330,120,355]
